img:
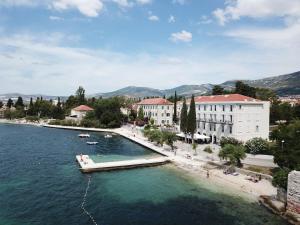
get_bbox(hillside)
[1,71,299,101]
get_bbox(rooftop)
[72,105,94,111]
[137,98,173,105]
[193,94,261,103]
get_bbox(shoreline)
[0,121,277,202]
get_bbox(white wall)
[138,104,174,126]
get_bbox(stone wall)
[287,170,300,220]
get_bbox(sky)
[0,0,300,95]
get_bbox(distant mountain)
[94,84,214,98]
[1,71,299,101]
[221,71,300,96]
[0,93,67,103]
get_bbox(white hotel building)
[177,94,270,143]
[137,98,173,125]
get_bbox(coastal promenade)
[43,124,277,199]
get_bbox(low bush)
[203,146,213,154]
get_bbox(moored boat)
[78,134,90,138]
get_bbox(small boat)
[86,141,99,145]
[104,134,112,138]
[78,134,90,138]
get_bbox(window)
[204,105,206,111]
[230,115,233,122]
[222,115,225,122]
[221,125,224,132]
[166,113,170,117]
[210,105,212,111]
[214,124,216,131]
[256,125,259,132]
[209,124,212,131]
[230,105,233,112]
[162,120,165,124]
[203,123,206,129]
[229,126,232,134]
[161,113,164,117]
[198,105,201,111]
[167,106,169,110]
[239,105,242,110]
[214,105,217,111]
[214,114,216,121]
[222,105,225,111]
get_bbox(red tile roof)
[194,94,260,103]
[137,98,173,105]
[72,105,94,111]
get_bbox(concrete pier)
[76,155,171,173]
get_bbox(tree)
[245,137,270,155]
[27,98,35,116]
[187,95,196,144]
[272,168,290,190]
[52,97,65,120]
[271,120,300,170]
[212,85,224,95]
[6,98,14,108]
[0,101,3,108]
[15,96,24,109]
[138,107,144,120]
[219,144,246,167]
[235,81,256,98]
[162,131,177,150]
[76,86,86,105]
[173,91,178,124]
[180,98,188,142]
[220,137,243,148]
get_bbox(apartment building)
[177,94,270,143]
[137,98,174,126]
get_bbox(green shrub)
[220,137,243,148]
[25,116,40,122]
[272,168,290,190]
[245,138,271,155]
[203,146,213,153]
[219,144,246,167]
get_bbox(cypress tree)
[173,91,178,124]
[15,96,24,109]
[138,107,144,120]
[187,95,196,144]
[6,98,14,108]
[180,98,188,142]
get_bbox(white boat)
[86,141,99,145]
[104,134,112,138]
[78,134,90,138]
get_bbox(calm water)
[0,124,288,225]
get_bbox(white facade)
[177,95,270,143]
[137,98,174,126]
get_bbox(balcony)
[196,118,233,125]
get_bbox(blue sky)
[0,0,300,95]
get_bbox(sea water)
[0,124,288,225]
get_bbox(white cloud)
[148,15,159,21]
[213,0,300,25]
[0,0,39,7]
[226,23,300,49]
[52,0,103,17]
[172,0,186,5]
[1,32,299,95]
[135,0,152,5]
[168,15,175,23]
[170,30,192,43]
[198,15,212,25]
[49,16,64,21]
[111,0,132,7]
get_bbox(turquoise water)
[0,124,288,225]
